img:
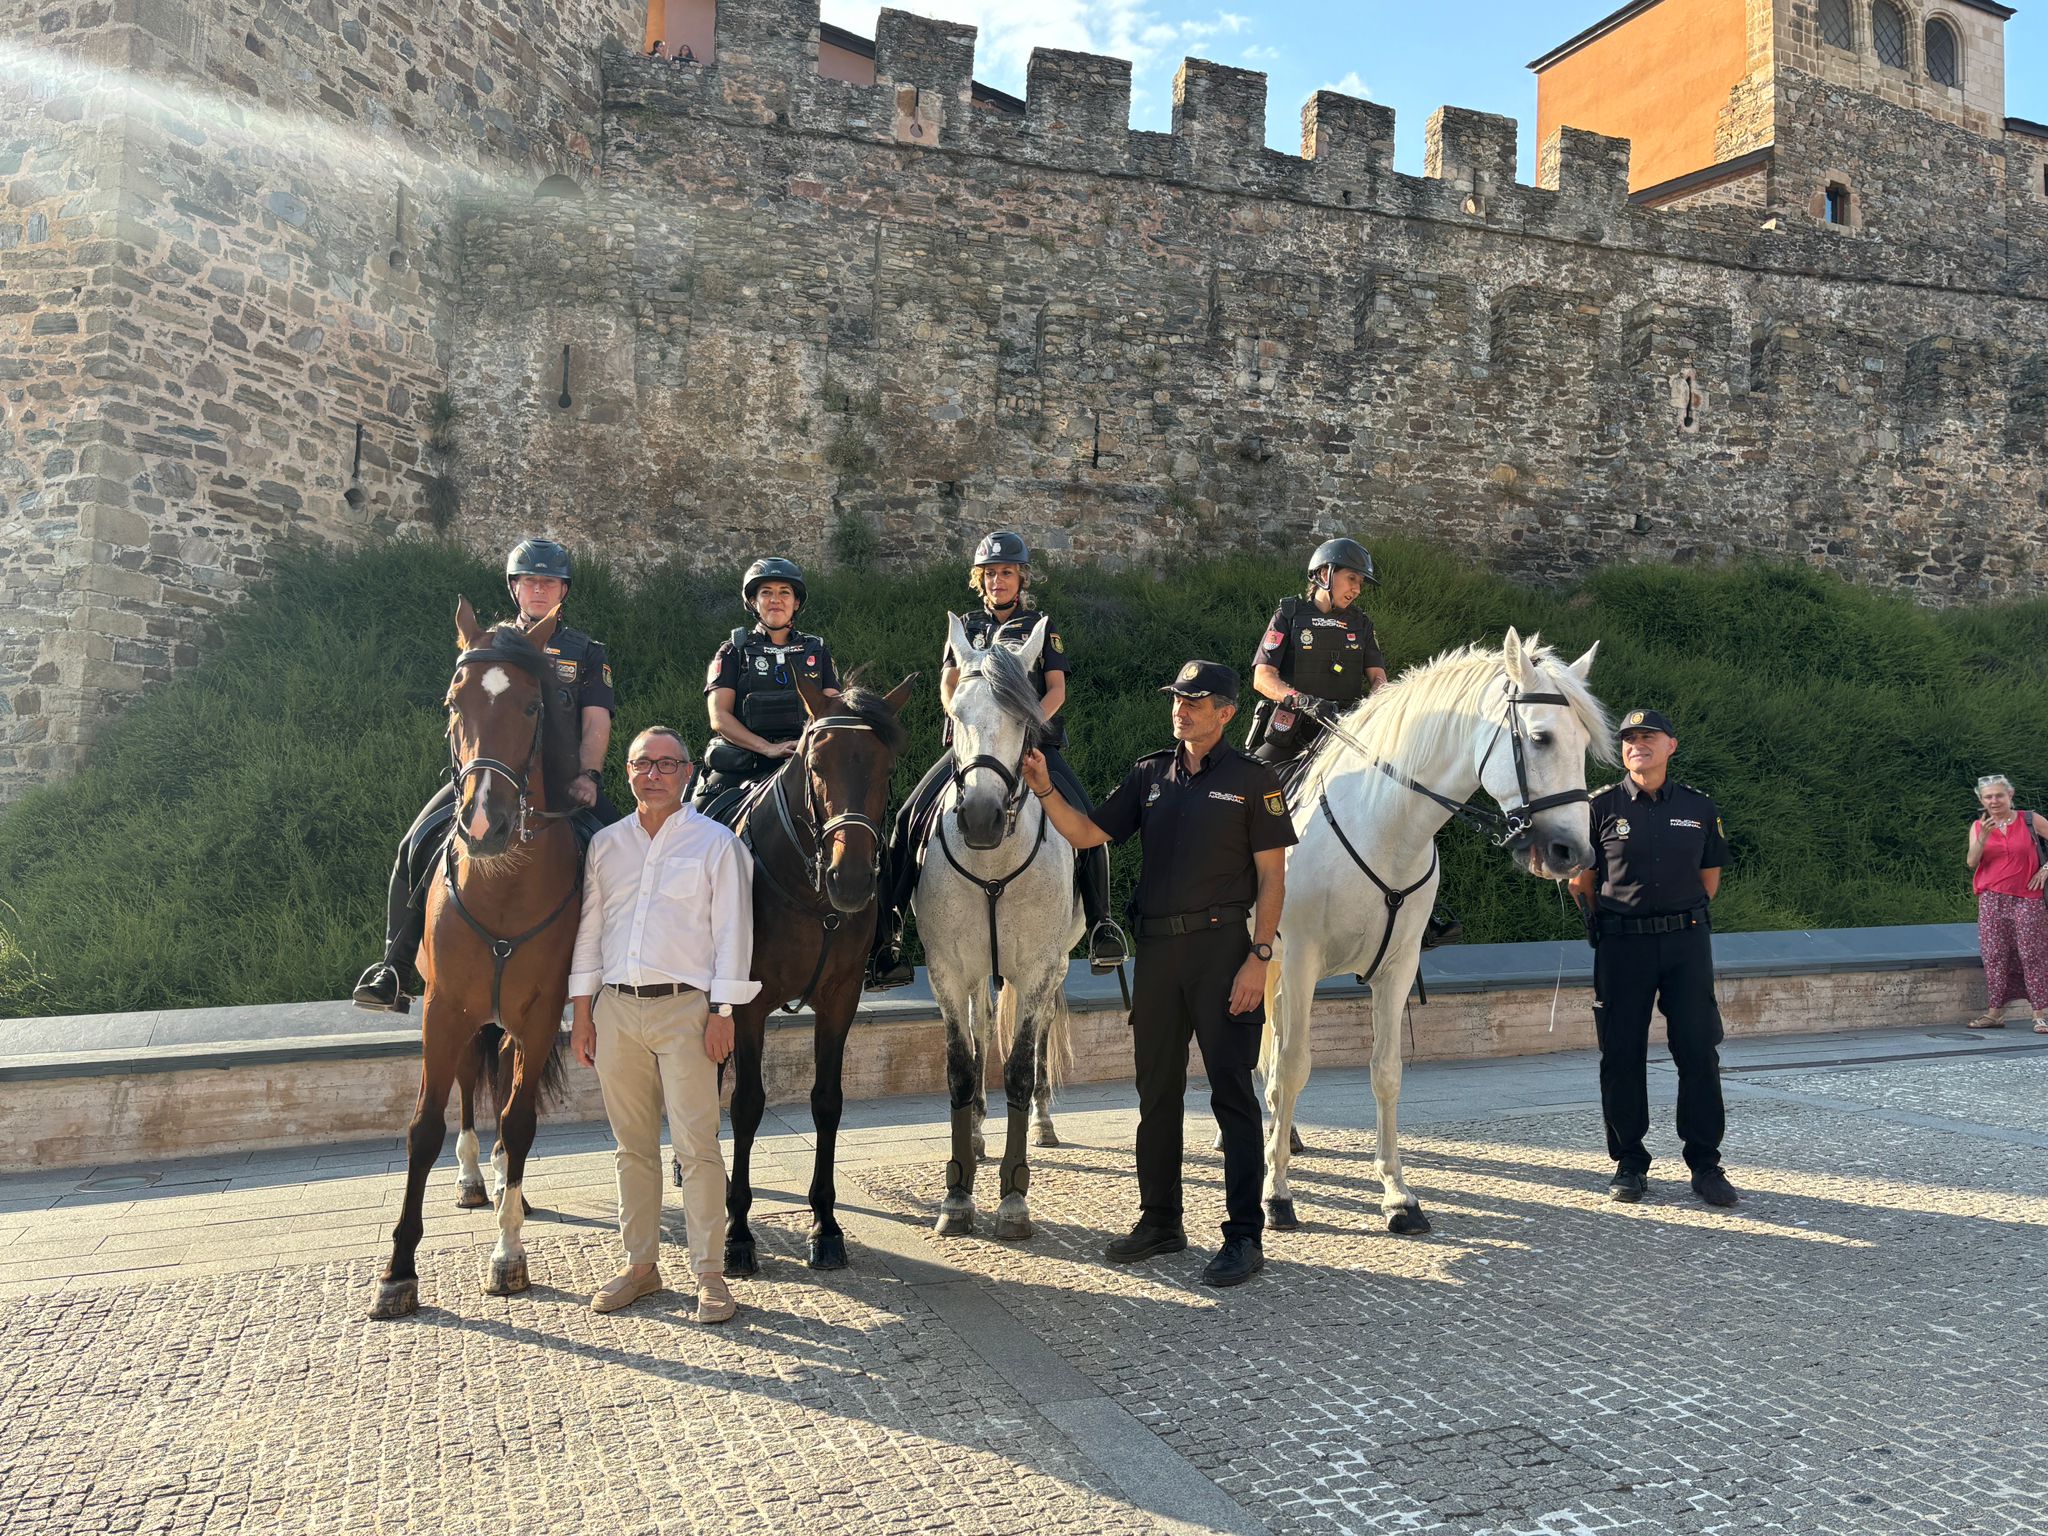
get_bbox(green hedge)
[3,538,2042,1018]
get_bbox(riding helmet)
[505,537,574,592]
[743,556,808,611]
[1309,536,1377,587]
[972,531,1031,568]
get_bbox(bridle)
[947,655,1035,840]
[446,642,573,849]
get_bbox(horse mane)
[1303,633,1615,797]
[831,677,908,757]
[951,638,1049,741]
[480,621,583,810]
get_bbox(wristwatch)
[582,768,603,786]
[1251,942,1274,962]
[713,1003,734,1018]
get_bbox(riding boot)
[353,845,426,1013]
[1422,907,1464,950]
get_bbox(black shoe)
[1421,909,1464,950]
[352,962,411,1014]
[1607,1170,1648,1203]
[866,954,915,991]
[1104,1223,1187,1264]
[1200,1236,1265,1288]
[1691,1169,1740,1208]
[1086,919,1130,975]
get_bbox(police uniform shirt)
[704,627,839,698]
[945,605,1069,747]
[1090,743,1298,918]
[1250,599,1386,704]
[521,617,616,717]
[1590,778,1730,916]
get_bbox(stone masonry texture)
[8,0,2048,799]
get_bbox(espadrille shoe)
[694,1273,737,1325]
[591,1266,662,1314]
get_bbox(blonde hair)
[968,564,1035,607]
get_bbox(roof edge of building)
[1628,145,1774,207]
[1528,0,1668,74]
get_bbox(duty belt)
[1134,904,1251,939]
[1598,907,1707,936]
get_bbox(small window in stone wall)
[1819,0,1854,50]
[1926,19,1959,87]
[1825,182,1852,225]
[1873,0,1909,69]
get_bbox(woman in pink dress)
[1965,774,2048,1031]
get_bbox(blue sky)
[819,1,2048,179]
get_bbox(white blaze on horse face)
[480,666,512,700]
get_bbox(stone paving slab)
[1,1028,2045,1534]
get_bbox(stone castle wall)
[7,0,2048,802]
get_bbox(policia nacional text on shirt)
[1023,659,1297,1290]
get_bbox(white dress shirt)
[568,805,762,1006]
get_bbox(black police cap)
[1160,659,1240,700]
[1618,708,1676,737]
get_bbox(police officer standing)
[1023,660,1296,1287]
[693,557,839,812]
[1567,708,1738,1207]
[353,537,618,1012]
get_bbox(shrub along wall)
[3,538,2042,1018]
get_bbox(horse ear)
[946,610,974,664]
[883,674,917,716]
[1012,618,1047,671]
[525,604,562,651]
[1568,640,1599,681]
[455,596,484,648]
[1503,626,1529,688]
[795,673,828,719]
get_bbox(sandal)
[2035,1019,2048,1034]
[1968,1012,2007,1029]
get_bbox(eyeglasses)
[627,756,689,776]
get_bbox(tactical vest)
[728,626,825,744]
[955,607,1067,751]
[1270,596,1370,707]
[527,619,594,739]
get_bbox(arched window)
[1819,0,1854,50]
[1873,0,1909,69]
[1926,18,1960,86]
[534,174,584,201]
[1825,182,1852,225]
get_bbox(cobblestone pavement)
[3,1028,2045,1535]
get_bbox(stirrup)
[1086,920,1131,975]
[351,963,411,1014]
[866,953,916,992]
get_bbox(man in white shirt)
[569,726,759,1321]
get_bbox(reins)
[739,715,887,1014]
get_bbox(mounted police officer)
[352,537,618,1013]
[1247,537,1461,948]
[693,557,839,814]
[869,531,1129,989]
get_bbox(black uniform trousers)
[878,745,1111,936]
[1592,921,1726,1177]
[1130,926,1264,1244]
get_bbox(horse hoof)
[1385,1205,1431,1236]
[368,1278,419,1320]
[1289,1125,1307,1156]
[483,1257,529,1296]
[1265,1198,1300,1231]
[934,1199,976,1237]
[725,1239,759,1279]
[808,1230,848,1270]
[1033,1123,1060,1148]
[994,1198,1033,1241]
[455,1182,490,1210]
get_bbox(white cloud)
[1241,42,1280,62]
[1321,69,1371,100]
[818,3,1264,99]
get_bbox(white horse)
[917,614,1079,1239]
[1262,629,1611,1234]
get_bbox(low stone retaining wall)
[0,925,1986,1171]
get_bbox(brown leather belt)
[608,982,688,998]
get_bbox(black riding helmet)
[972,531,1031,567]
[1309,536,1377,588]
[505,537,573,595]
[743,556,808,612]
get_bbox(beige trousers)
[593,987,727,1276]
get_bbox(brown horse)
[722,674,913,1275]
[369,598,580,1320]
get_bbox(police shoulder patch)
[602,662,614,688]
[1264,791,1286,817]
[1049,631,1064,653]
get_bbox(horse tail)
[991,976,1019,1065]
[474,1021,570,1120]
[1039,980,1073,1099]
[1258,933,1283,1080]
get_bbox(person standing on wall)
[1963,773,2048,1032]
[1023,660,1294,1288]
[1567,708,1737,1208]
[353,537,617,1013]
